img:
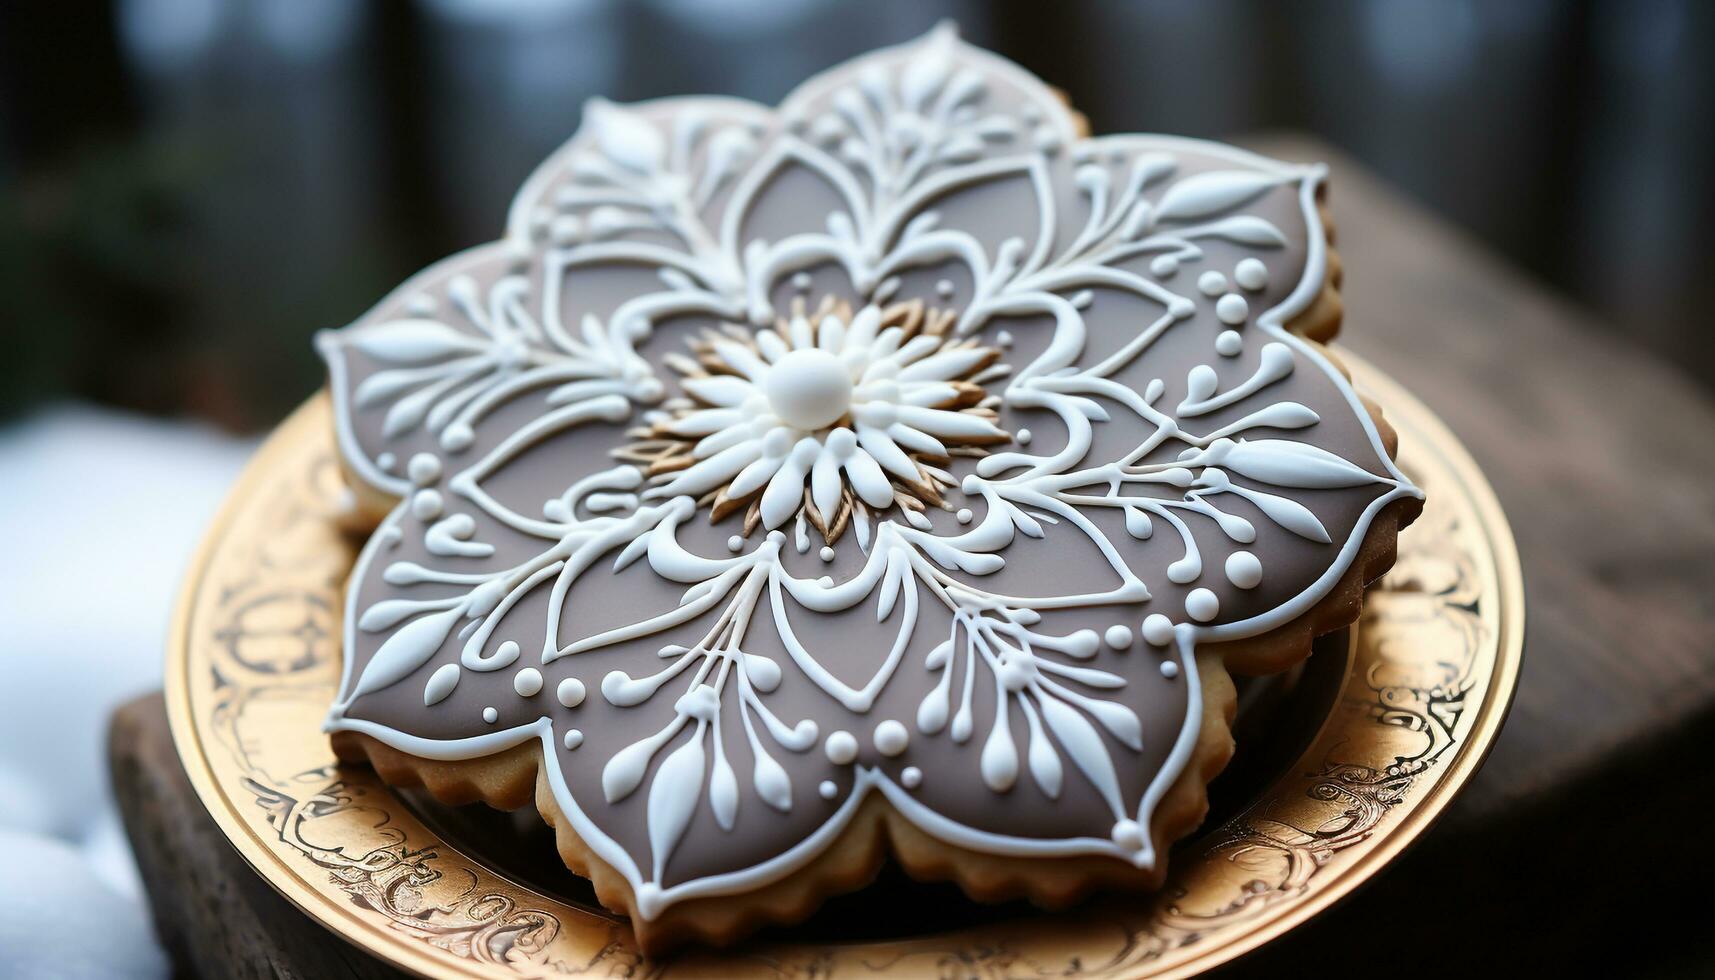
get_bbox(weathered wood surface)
[113,136,1715,977]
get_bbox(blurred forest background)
[2,0,1712,431]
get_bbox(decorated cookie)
[317,25,1422,950]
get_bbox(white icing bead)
[404,453,439,487]
[376,452,397,473]
[824,730,858,765]
[935,278,955,297]
[411,489,443,521]
[563,729,584,750]
[1186,588,1220,622]
[1234,257,1268,290]
[873,720,909,757]
[482,706,498,724]
[1112,819,1145,850]
[819,546,835,562]
[1160,660,1180,679]
[995,329,1013,347]
[1104,624,1133,649]
[956,508,974,524]
[556,676,586,708]
[513,668,543,697]
[791,271,813,290]
[1225,551,1263,589]
[1216,293,1249,325]
[1149,254,1179,277]
[818,780,838,800]
[727,535,744,552]
[1142,614,1175,647]
[1016,428,1032,445]
[901,766,923,789]
[1197,271,1228,297]
[1216,330,1243,357]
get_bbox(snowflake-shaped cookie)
[319,25,1420,932]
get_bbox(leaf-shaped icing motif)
[1155,170,1284,221]
[585,98,665,174]
[647,734,707,879]
[1038,694,1124,815]
[709,745,739,831]
[350,606,464,699]
[1211,439,1386,489]
[319,24,1421,928]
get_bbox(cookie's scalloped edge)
[331,651,1236,954]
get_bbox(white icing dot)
[513,667,543,697]
[1216,330,1243,357]
[563,729,584,750]
[1016,428,1032,445]
[956,508,974,524]
[791,271,813,291]
[819,780,839,800]
[1142,614,1175,647]
[1160,660,1180,679]
[820,546,836,562]
[764,347,852,430]
[935,278,955,298]
[376,452,397,473]
[1186,588,1220,622]
[482,706,498,724]
[1150,255,1180,277]
[902,766,923,789]
[556,676,586,708]
[825,730,859,765]
[1234,257,1268,291]
[1216,293,1250,325]
[1112,819,1145,850]
[727,535,744,552]
[1225,551,1263,589]
[1197,270,1228,297]
[995,329,1014,347]
[873,720,909,757]
[1104,624,1133,649]
[411,489,444,521]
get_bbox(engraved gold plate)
[167,352,1522,978]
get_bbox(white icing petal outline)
[321,24,1422,919]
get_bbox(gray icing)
[318,24,1421,918]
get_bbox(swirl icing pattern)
[319,25,1421,923]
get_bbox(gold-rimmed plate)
[166,351,1522,978]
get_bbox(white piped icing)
[556,676,586,708]
[824,730,858,765]
[1185,588,1220,622]
[1216,293,1249,324]
[318,25,1421,923]
[513,667,543,697]
[1234,257,1268,290]
[873,720,909,757]
[1142,614,1175,647]
[1225,551,1262,589]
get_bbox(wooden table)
[111,136,1715,978]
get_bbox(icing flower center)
[763,348,852,431]
[615,298,1007,543]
